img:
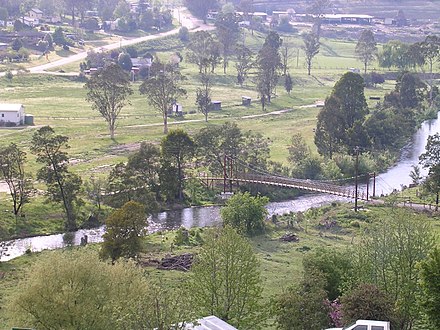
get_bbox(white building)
[0,104,25,126]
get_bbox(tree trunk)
[163,112,168,134]
[364,61,367,74]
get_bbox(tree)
[187,31,214,74]
[113,0,130,18]
[0,143,32,226]
[52,26,67,46]
[341,284,395,326]
[117,52,133,71]
[354,210,436,330]
[234,44,254,86]
[274,269,330,330]
[418,247,440,329]
[189,226,263,328]
[31,126,82,231]
[420,35,440,103]
[195,73,212,122]
[161,129,195,200]
[215,12,240,74]
[100,201,147,262]
[6,249,192,330]
[220,192,268,236]
[255,32,282,109]
[185,0,218,23]
[284,73,293,95]
[303,32,320,76]
[194,122,243,176]
[280,43,294,76]
[355,29,377,74]
[314,72,369,156]
[420,133,440,209]
[85,63,133,139]
[308,0,331,38]
[139,63,186,134]
[11,38,23,51]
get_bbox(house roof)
[0,104,23,112]
[31,8,44,14]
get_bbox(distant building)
[0,104,25,126]
[322,14,373,25]
[28,8,43,20]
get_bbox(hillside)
[253,0,440,20]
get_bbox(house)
[0,42,8,50]
[23,16,39,27]
[28,8,43,20]
[0,104,25,126]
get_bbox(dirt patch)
[109,142,142,154]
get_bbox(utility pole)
[354,147,359,212]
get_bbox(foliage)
[234,44,254,86]
[274,269,330,330]
[302,32,320,76]
[195,73,212,122]
[355,29,377,74]
[315,72,368,157]
[85,63,133,139]
[186,31,215,74]
[284,73,293,95]
[420,133,440,207]
[31,126,82,231]
[220,192,268,236]
[161,129,195,200]
[139,62,186,134]
[341,284,395,326]
[6,249,192,330]
[100,201,147,262]
[256,31,282,110]
[178,26,189,42]
[215,12,240,74]
[0,143,32,221]
[117,52,133,71]
[353,210,436,330]
[185,0,218,23]
[189,226,264,329]
[303,248,353,301]
[418,247,440,329]
[11,38,23,51]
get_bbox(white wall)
[0,106,25,125]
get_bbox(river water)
[1,115,439,262]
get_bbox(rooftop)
[0,104,24,112]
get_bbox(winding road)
[29,8,212,74]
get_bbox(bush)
[178,26,189,41]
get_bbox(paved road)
[29,8,212,74]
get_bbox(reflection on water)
[1,113,440,261]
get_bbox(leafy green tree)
[31,126,82,231]
[7,249,191,330]
[161,129,195,200]
[194,122,243,176]
[256,31,282,109]
[195,73,212,122]
[100,201,147,262]
[215,12,240,73]
[190,226,264,328]
[355,29,377,74]
[354,210,436,330]
[117,52,133,71]
[315,72,369,156]
[421,35,440,103]
[185,0,218,23]
[303,248,353,301]
[106,143,160,207]
[139,62,186,134]
[187,31,214,74]
[341,284,395,326]
[284,73,293,95]
[418,247,440,329]
[0,143,32,226]
[178,26,190,42]
[274,269,330,330]
[113,0,130,18]
[220,191,268,236]
[302,32,320,76]
[11,38,23,51]
[52,26,67,46]
[234,44,254,86]
[420,133,440,209]
[85,63,133,139]
[398,72,422,109]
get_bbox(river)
[1,115,439,262]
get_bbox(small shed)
[211,101,221,111]
[0,104,25,126]
[242,96,251,106]
[172,103,183,116]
